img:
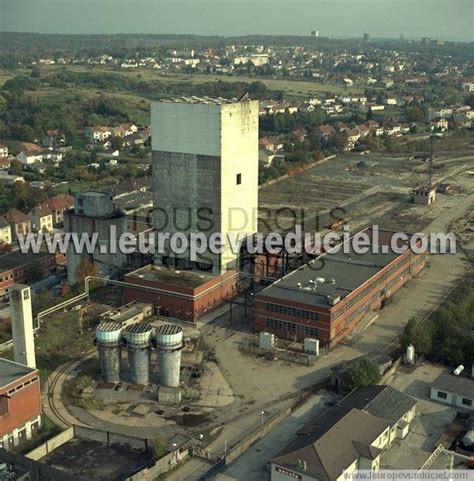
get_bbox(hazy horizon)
[1,0,473,42]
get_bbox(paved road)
[214,392,335,481]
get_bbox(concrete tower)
[123,323,152,385]
[64,191,127,285]
[9,284,36,369]
[151,97,259,274]
[155,324,183,387]
[95,321,122,383]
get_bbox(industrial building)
[123,264,238,321]
[151,96,258,274]
[255,229,427,347]
[1,285,41,451]
[64,191,127,285]
[124,96,259,320]
[271,385,416,481]
[100,301,153,327]
[0,359,41,451]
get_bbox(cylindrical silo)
[155,324,183,387]
[95,321,123,383]
[123,323,152,385]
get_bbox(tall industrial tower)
[151,97,259,274]
[9,284,36,369]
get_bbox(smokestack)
[9,284,36,369]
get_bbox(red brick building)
[123,264,238,322]
[255,229,427,348]
[0,251,57,297]
[0,358,42,451]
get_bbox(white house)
[430,372,474,411]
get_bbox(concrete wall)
[26,426,74,460]
[64,209,127,284]
[74,425,152,450]
[151,100,259,274]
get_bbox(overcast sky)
[1,0,473,41]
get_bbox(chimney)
[9,284,36,369]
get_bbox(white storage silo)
[155,324,183,387]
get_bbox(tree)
[346,358,381,389]
[25,262,44,284]
[75,257,100,286]
[153,434,168,460]
[400,317,432,356]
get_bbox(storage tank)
[123,323,153,385]
[406,344,415,364]
[95,321,123,383]
[155,324,183,387]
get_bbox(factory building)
[151,97,258,274]
[124,96,259,319]
[255,229,427,348]
[123,265,238,321]
[0,359,42,451]
[64,191,127,285]
[1,284,41,451]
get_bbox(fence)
[26,426,74,460]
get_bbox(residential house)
[111,123,138,138]
[4,209,30,241]
[42,130,66,149]
[316,125,335,142]
[85,126,112,142]
[431,118,449,132]
[0,173,25,185]
[0,144,8,158]
[347,128,361,147]
[42,194,74,226]
[430,372,474,411]
[122,132,146,149]
[29,205,53,232]
[0,158,11,170]
[0,217,12,245]
[291,128,308,143]
[271,385,416,481]
[259,136,284,152]
[16,143,44,165]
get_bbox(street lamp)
[260,410,265,427]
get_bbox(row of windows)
[265,317,319,337]
[437,391,472,406]
[265,302,319,321]
[332,253,426,320]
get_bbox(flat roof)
[127,264,216,289]
[0,358,36,388]
[158,95,253,105]
[0,250,52,272]
[260,229,407,308]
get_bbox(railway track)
[45,349,96,429]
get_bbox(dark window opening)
[236,173,242,185]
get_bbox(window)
[437,391,447,400]
[265,317,318,338]
[265,302,319,321]
[0,396,9,416]
[236,173,242,185]
[462,398,472,407]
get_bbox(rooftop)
[260,229,408,308]
[432,372,474,399]
[272,407,389,481]
[0,250,52,272]
[159,93,252,106]
[156,324,182,336]
[127,264,216,289]
[0,358,36,389]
